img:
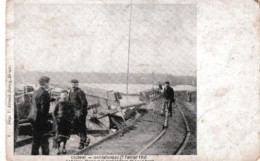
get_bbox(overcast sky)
[14,4,196,76]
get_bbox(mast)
[126,4,132,95]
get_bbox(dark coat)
[53,101,74,140]
[163,86,175,101]
[68,87,88,117]
[53,101,74,122]
[28,87,50,123]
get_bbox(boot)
[85,138,90,146]
[78,143,84,150]
[62,148,67,154]
[57,148,61,155]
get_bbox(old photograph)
[5,0,260,160]
[12,3,197,156]
[5,0,197,156]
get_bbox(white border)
[1,0,7,161]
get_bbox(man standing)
[163,81,175,117]
[28,76,51,155]
[68,79,90,149]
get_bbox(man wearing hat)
[28,76,51,155]
[163,81,175,117]
[68,79,90,149]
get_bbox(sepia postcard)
[5,0,259,161]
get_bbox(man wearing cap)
[28,76,51,155]
[163,81,175,117]
[68,79,89,149]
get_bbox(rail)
[132,98,191,155]
[175,99,191,155]
[134,99,168,155]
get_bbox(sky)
[14,4,196,76]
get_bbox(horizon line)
[15,70,197,77]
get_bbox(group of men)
[25,76,174,155]
[27,76,89,155]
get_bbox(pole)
[126,4,132,95]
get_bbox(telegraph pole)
[126,4,132,95]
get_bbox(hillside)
[15,71,196,86]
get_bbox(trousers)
[72,113,87,145]
[31,121,50,155]
[163,99,173,116]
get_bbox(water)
[79,83,195,93]
[81,83,154,94]
[15,83,196,94]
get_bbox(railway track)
[15,98,191,155]
[75,108,149,155]
[14,99,155,155]
[133,99,191,155]
[175,99,191,155]
[79,109,165,155]
[75,98,191,155]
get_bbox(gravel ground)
[85,104,165,155]
[14,102,148,155]
[15,97,197,155]
[82,98,188,155]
